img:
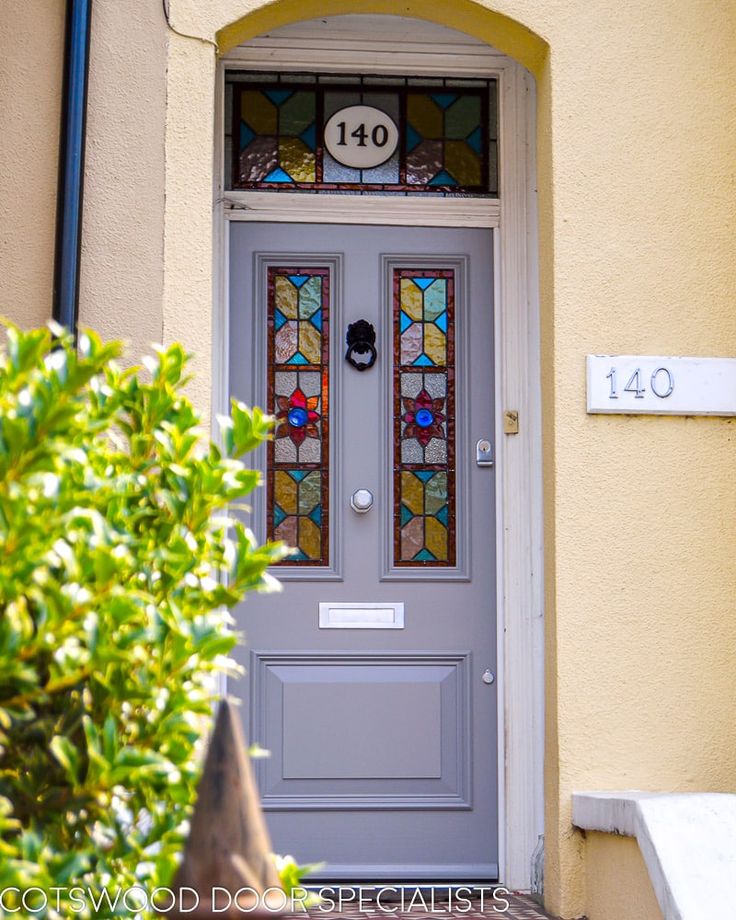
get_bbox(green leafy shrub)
[0,324,287,917]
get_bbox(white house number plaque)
[587,355,736,416]
[323,105,399,169]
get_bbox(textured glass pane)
[324,91,361,119]
[281,73,317,83]
[227,72,278,83]
[361,150,400,184]
[363,92,400,122]
[323,151,360,183]
[267,267,330,565]
[364,75,404,85]
[393,269,456,566]
[319,74,362,84]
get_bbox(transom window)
[225,72,498,196]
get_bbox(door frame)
[212,17,543,893]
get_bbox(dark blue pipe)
[53,0,92,339]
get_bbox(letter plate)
[319,602,405,629]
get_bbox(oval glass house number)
[324,105,399,169]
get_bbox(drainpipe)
[53,0,93,339]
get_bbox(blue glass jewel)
[415,408,434,428]
[288,407,308,427]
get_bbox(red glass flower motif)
[402,389,446,446]
[275,388,321,445]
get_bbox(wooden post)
[165,699,285,919]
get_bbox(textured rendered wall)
[78,0,168,362]
[162,2,736,917]
[584,833,663,920]
[0,0,65,329]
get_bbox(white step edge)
[572,791,736,920]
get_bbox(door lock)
[476,438,494,467]
[482,669,495,685]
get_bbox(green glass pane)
[280,91,316,135]
[445,95,481,140]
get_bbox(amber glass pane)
[393,268,456,566]
[267,268,330,564]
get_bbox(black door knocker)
[345,320,377,371]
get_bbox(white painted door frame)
[212,15,544,893]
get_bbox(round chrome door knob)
[350,489,374,513]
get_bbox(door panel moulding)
[212,14,544,894]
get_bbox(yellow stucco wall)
[78,0,168,356]
[584,833,663,920]
[2,1,736,918]
[0,0,66,329]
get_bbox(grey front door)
[229,222,497,880]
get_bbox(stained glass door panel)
[267,267,330,565]
[228,223,497,881]
[393,268,456,566]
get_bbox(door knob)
[350,489,374,513]
[482,669,495,685]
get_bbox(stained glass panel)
[267,267,329,565]
[228,74,497,195]
[237,89,317,185]
[393,269,456,566]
